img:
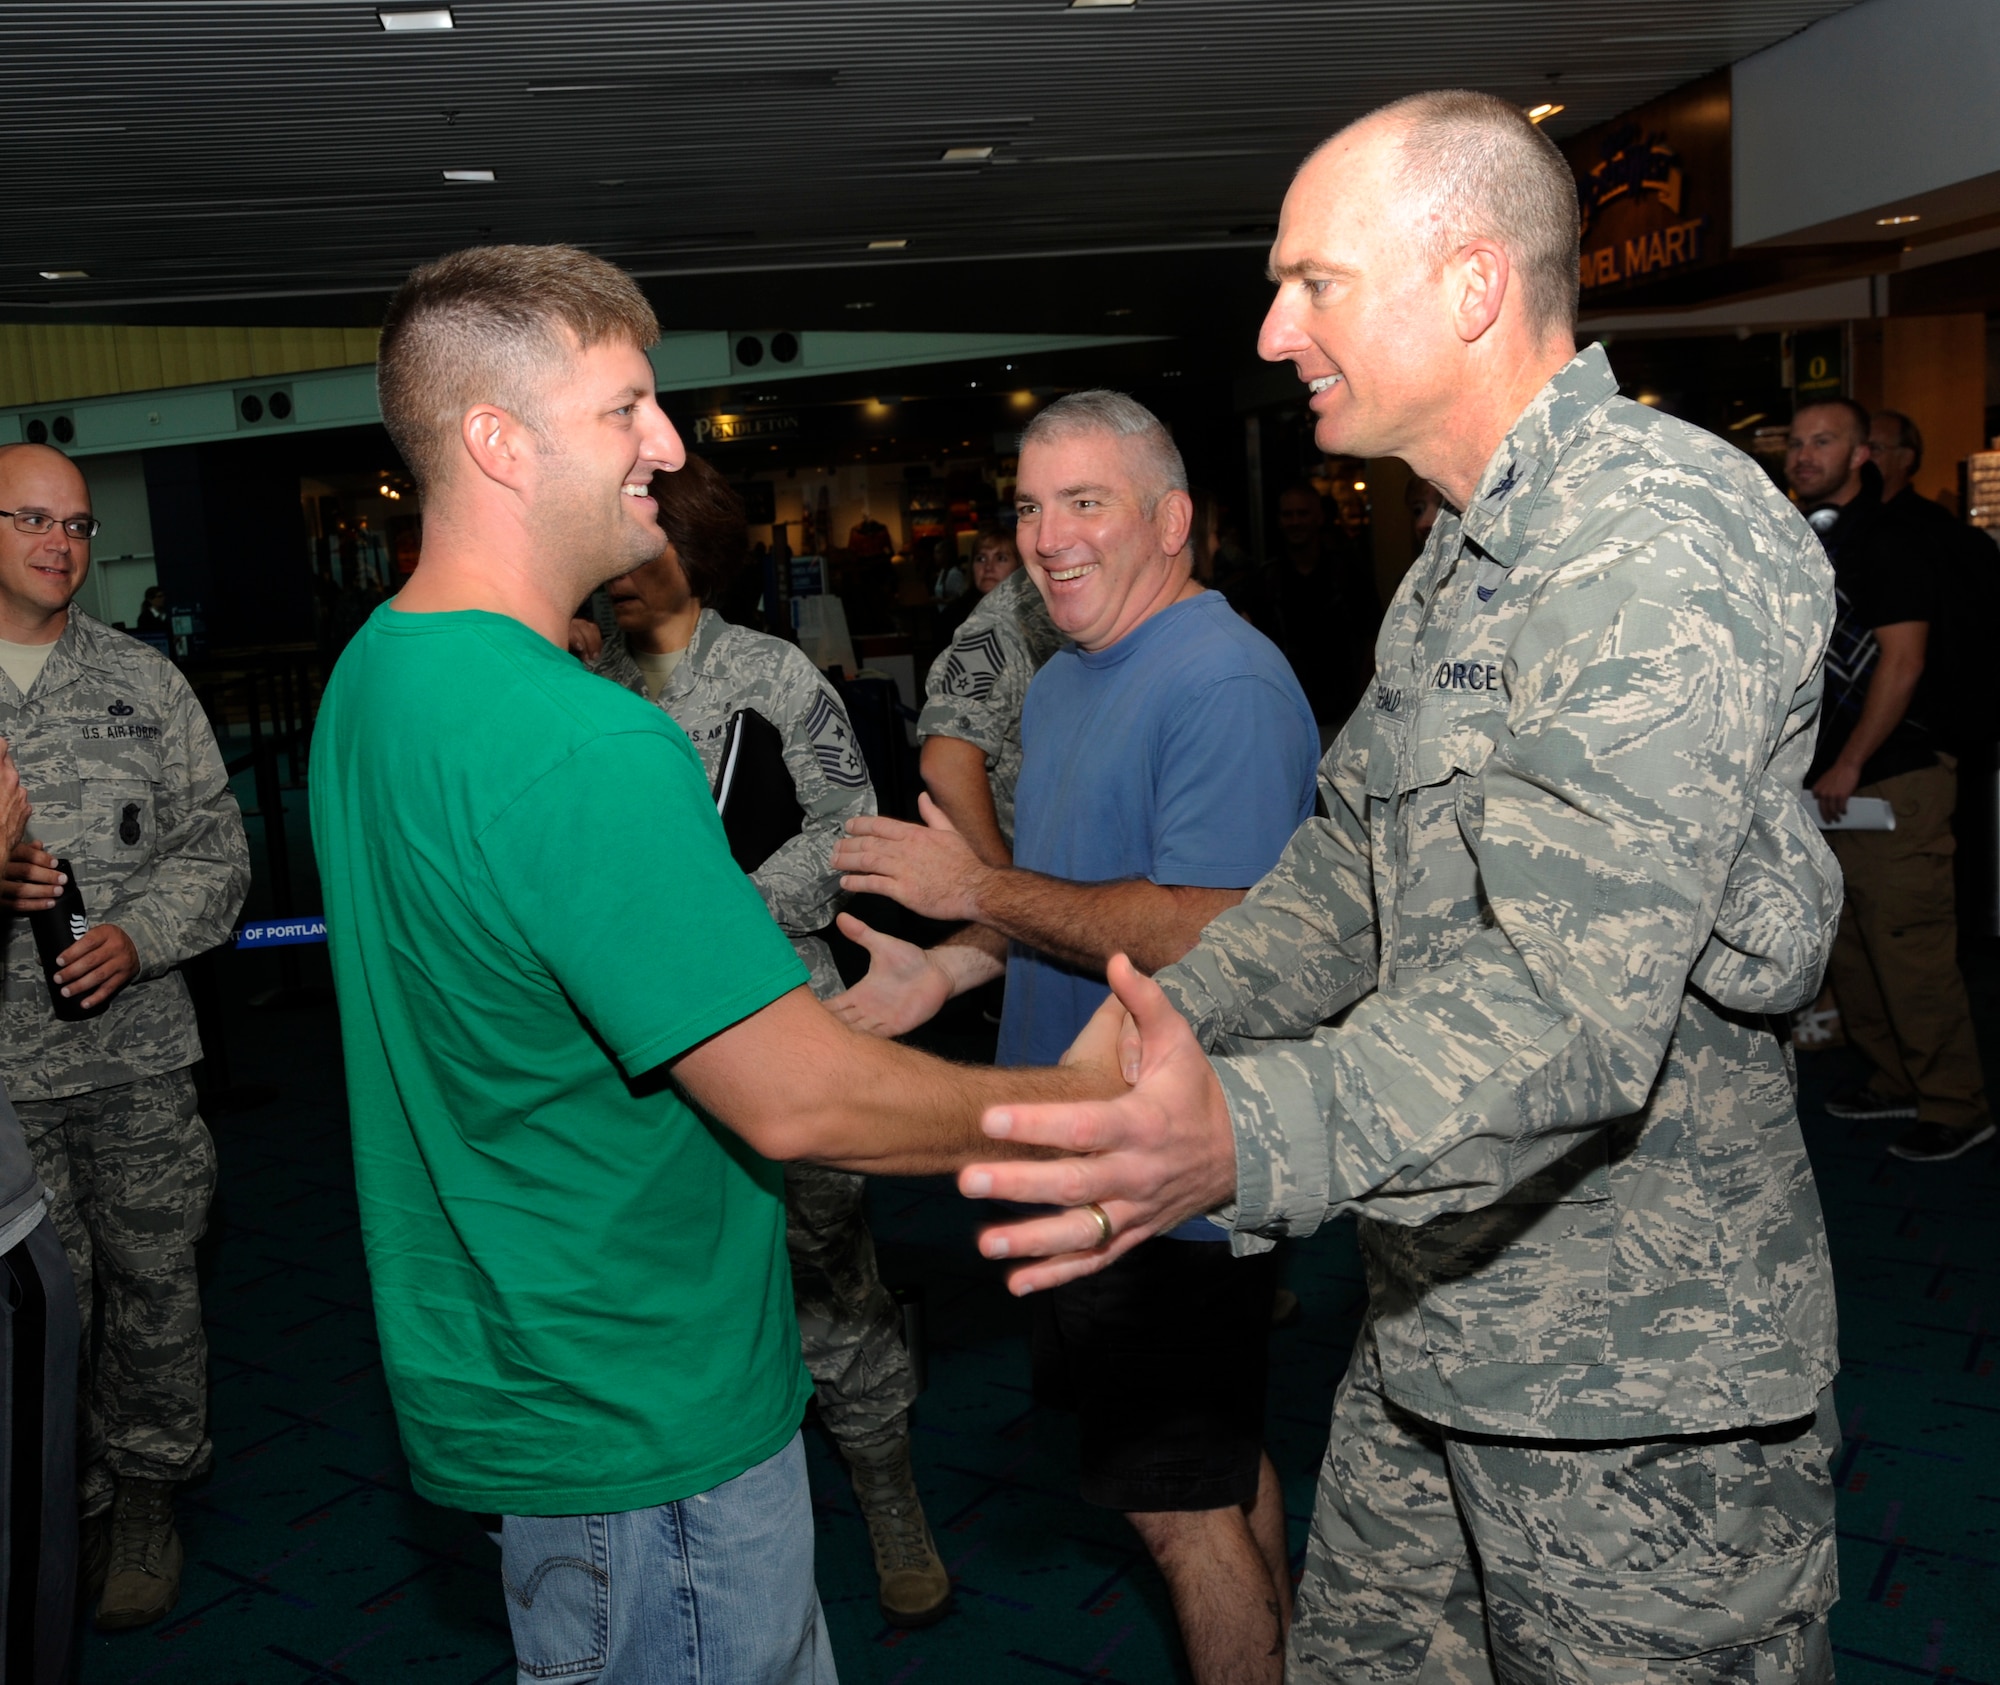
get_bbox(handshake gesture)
[839,941,1240,1295]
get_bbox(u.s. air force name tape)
[236,917,328,949]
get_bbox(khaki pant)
[1827,759,1991,1130]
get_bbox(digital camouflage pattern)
[1292,1331,1836,1682]
[1155,344,1841,1442]
[16,1069,215,1517]
[598,608,874,996]
[595,611,915,1445]
[917,567,1063,845]
[0,609,250,1101]
[783,1161,916,1448]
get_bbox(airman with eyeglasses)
[0,509,100,542]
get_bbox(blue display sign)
[237,916,327,949]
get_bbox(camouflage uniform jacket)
[0,609,249,1101]
[597,609,873,998]
[1155,346,1842,1440]
[917,568,1063,845]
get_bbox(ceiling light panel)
[378,7,454,29]
[443,168,495,182]
[942,146,996,162]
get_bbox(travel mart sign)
[1576,130,1710,289]
[1562,72,1730,299]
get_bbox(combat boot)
[95,1477,183,1631]
[843,1432,952,1627]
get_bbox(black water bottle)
[28,858,106,1022]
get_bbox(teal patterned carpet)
[71,928,2000,1683]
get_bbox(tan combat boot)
[95,1477,184,1631]
[843,1433,952,1627]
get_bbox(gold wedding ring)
[1082,1201,1113,1249]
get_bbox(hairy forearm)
[675,990,1119,1175]
[936,921,1009,993]
[920,736,1011,866]
[972,870,1239,976]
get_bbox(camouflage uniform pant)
[785,1163,915,1452]
[1291,1333,1838,1684]
[15,1068,215,1518]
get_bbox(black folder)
[711,708,804,874]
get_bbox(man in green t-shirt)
[311,246,1120,1685]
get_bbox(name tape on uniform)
[237,917,328,949]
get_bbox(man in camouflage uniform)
[964,94,1843,1683]
[0,444,250,1634]
[918,563,1062,864]
[594,588,953,1627]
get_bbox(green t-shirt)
[309,605,810,1515]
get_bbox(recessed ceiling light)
[942,146,995,162]
[868,238,907,250]
[1875,213,1921,226]
[378,7,454,30]
[1106,306,1133,317]
[1527,102,1565,123]
[39,269,88,280]
[443,168,495,182]
[1070,0,1137,8]
[845,301,875,310]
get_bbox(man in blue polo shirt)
[831,390,1319,1685]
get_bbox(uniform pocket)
[1411,1191,1613,1373]
[498,1512,611,1681]
[79,778,157,867]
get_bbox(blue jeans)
[497,1432,838,1685]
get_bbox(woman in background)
[579,454,952,1631]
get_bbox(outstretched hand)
[834,792,991,921]
[960,955,1237,1295]
[825,912,955,1038]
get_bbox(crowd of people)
[0,77,1991,1685]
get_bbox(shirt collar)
[1453,343,1619,566]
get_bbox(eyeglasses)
[0,509,99,540]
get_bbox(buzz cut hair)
[377,243,661,493]
[1795,396,1871,445]
[1018,389,1188,514]
[1327,89,1581,341]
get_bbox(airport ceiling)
[10,0,1857,335]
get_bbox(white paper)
[1816,796,1896,832]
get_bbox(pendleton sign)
[1562,72,1731,298]
[692,410,801,446]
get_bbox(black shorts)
[1030,1236,1279,1513]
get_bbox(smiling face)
[1014,429,1191,653]
[1785,404,1868,508]
[521,336,685,586]
[1256,121,1466,463]
[0,444,91,639]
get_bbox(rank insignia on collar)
[1486,462,1520,502]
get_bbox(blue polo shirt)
[997,589,1318,1237]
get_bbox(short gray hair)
[1019,389,1188,514]
[1333,89,1580,340]
[1873,408,1924,470]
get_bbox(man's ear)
[459,403,535,489]
[1447,240,1510,345]
[1155,487,1195,558]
